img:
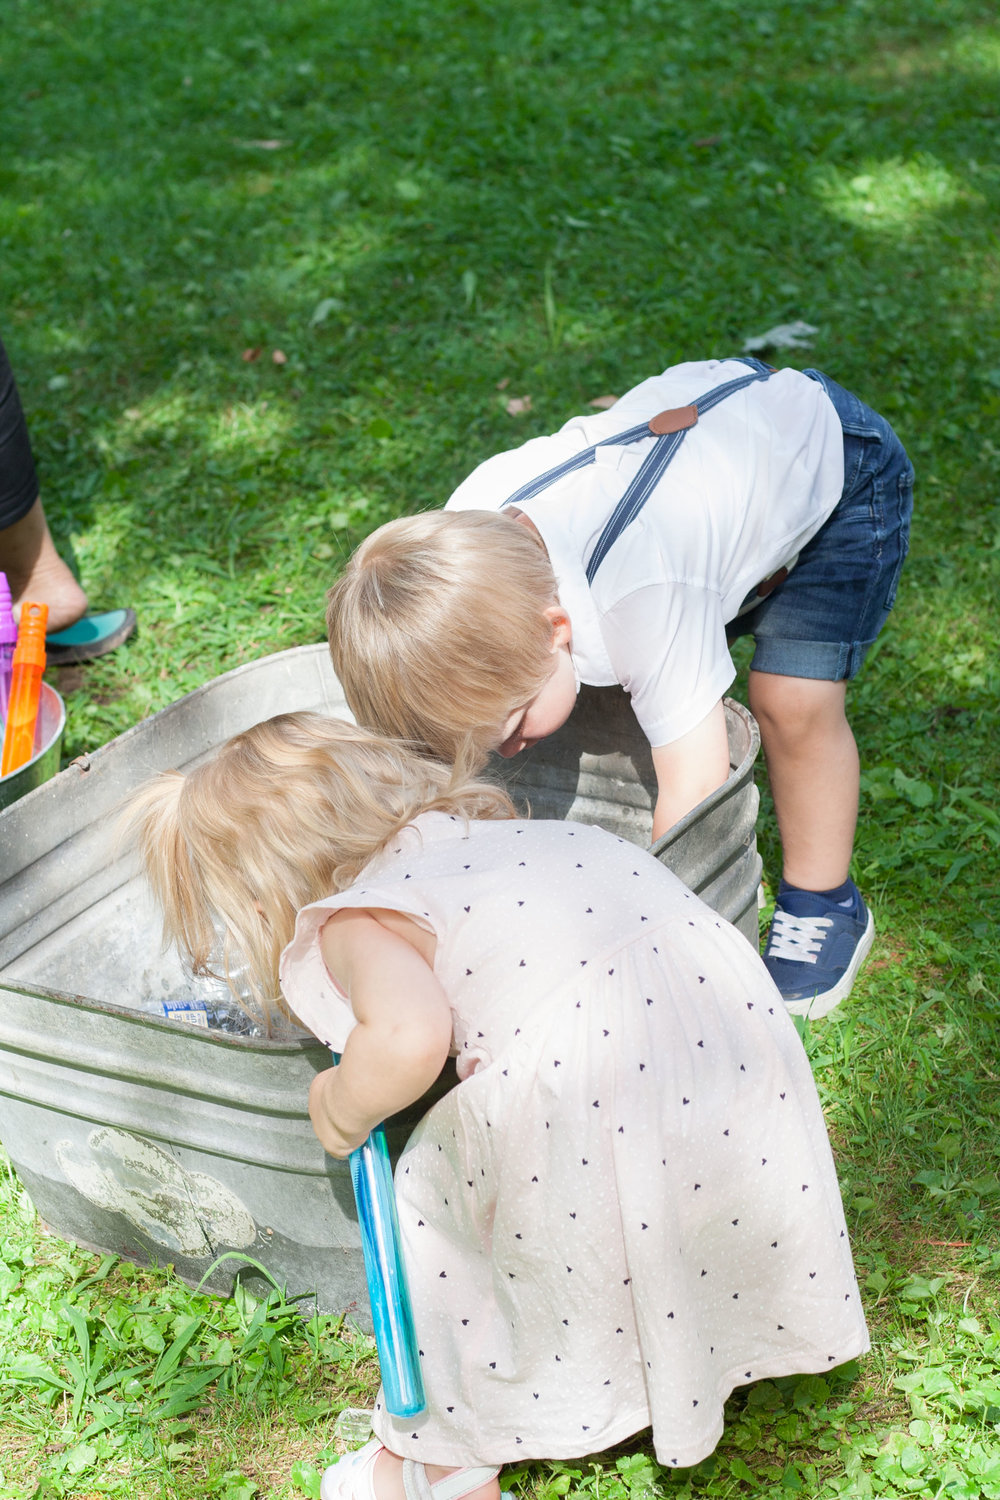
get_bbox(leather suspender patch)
[648,405,698,435]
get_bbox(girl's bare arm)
[307,908,452,1158]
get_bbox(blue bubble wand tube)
[333,1051,426,1418]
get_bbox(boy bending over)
[326,357,913,1018]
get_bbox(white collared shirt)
[446,359,844,746]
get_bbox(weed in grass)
[0,1152,377,1498]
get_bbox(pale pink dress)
[280,813,869,1471]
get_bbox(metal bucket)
[0,645,760,1317]
[0,682,66,812]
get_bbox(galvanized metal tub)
[0,644,760,1317]
[491,681,761,944]
[0,681,66,812]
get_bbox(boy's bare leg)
[747,670,858,891]
[1,495,88,631]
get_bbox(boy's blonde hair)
[123,712,515,1027]
[327,510,558,765]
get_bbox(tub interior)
[1,646,759,1013]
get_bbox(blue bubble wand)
[333,1052,426,1418]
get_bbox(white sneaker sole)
[782,908,876,1020]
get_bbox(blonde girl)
[128,710,868,1500]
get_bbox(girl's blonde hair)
[123,712,515,1026]
[326,510,559,766]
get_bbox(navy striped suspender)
[499,358,774,584]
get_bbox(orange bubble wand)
[1,602,49,776]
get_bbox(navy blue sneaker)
[762,882,875,1018]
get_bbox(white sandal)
[402,1458,501,1500]
[321,1440,385,1500]
[320,1438,500,1500]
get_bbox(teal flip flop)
[46,608,137,665]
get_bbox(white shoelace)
[767,909,833,965]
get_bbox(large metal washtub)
[0,644,761,1319]
[494,681,761,945]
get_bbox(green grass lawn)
[2,0,1000,1495]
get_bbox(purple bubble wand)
[0,573,16,727]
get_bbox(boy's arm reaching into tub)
[650,699,732,843]
[308,907,452,1159]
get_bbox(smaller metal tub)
[0,682,66,812]
[0,645,760,1318]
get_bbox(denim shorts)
[729,369,914,681]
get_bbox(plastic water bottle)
[333,1408,374,1446]
[140,995,264,1036]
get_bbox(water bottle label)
[161,999,210,1028]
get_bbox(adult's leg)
[0,335,88,631]
[1,495,89,632]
